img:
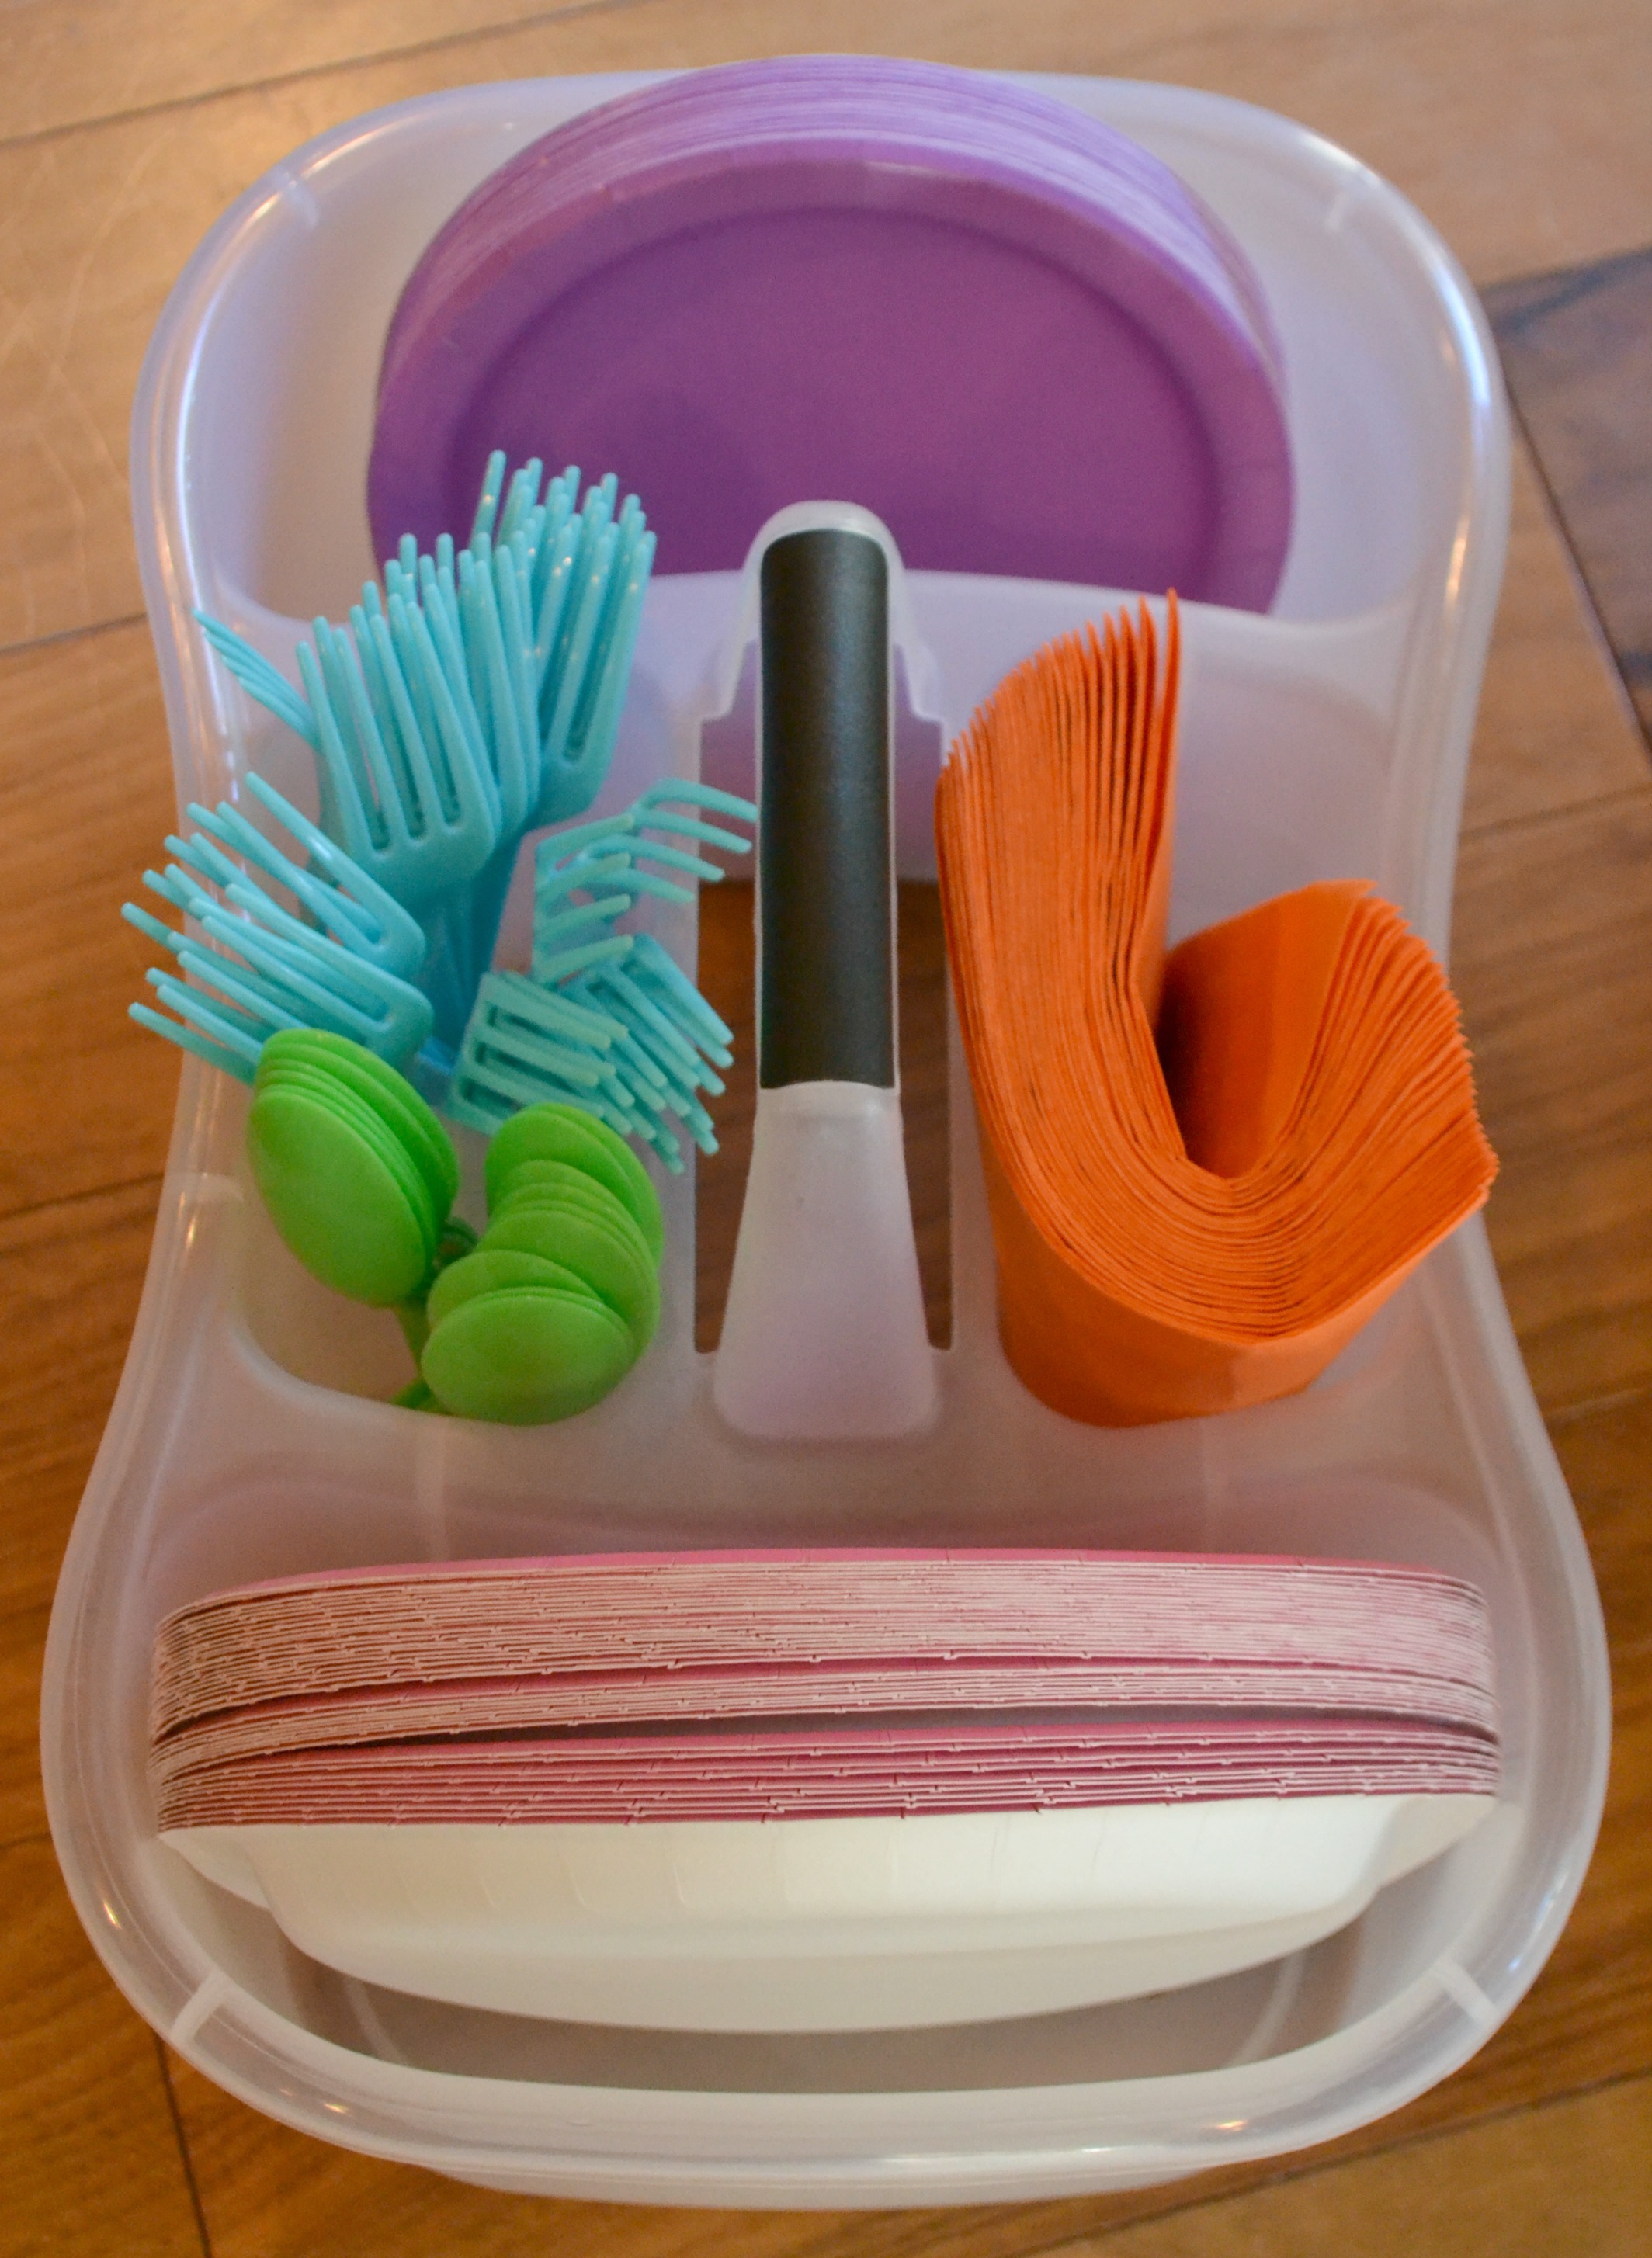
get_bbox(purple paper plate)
[369,59,1293,603]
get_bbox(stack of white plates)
[151,1549,1500,2027]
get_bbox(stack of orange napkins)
[935,598,1497,1425]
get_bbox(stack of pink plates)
[367,56,1294,599]
[151,1549,1499,1828]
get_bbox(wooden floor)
[3,4,1650,2252]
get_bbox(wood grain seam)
[154,2038,215,2258]
[1500,386,1652,764]
[0,1171,165,1241]
[1018,2065,1652,2256]
[1545,1381,1652,1432]
[2,1823,55,1859]
[1459,775,1651,848]
[0,610,147,670]
[0,1586,50,1632]
[0,0,655,161]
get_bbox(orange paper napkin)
[935,598,1496,1425]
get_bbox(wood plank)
[0,1178,162,1847]
[0,0,644,144]
[1487,248,1652,746]
[1460,442,1650,838]
[1550,1386,1652,1656]
[1047,2075,1652,2256]
[1,1834,205,2258]
[3,0,1650,650]
[0,623,178,1223]
[0,1608,52,1848]
[1453,789,1652,1413]
[0,0,1647,292]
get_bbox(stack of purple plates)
[369,57,1294,602]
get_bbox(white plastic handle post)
[712,508,937,1441]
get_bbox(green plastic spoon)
[257,1056,450,1237]
[397,1215,481,1358]
[425,1245,602,1330]
[481,1199,661,1348]
[247,1085,433,1304]
[490,1163,644,1239]
[252,1063,441,1264]
[485,1101,664,1261]
[422,1286,637,1423]
[269,1029,459,1215]
[247,1039,663,1422]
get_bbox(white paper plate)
[167,1791,1494,2028]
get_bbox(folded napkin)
[935,601,1496,1424]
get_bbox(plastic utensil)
[197,605,501,911]
[248,1023,658,1418]
[198,453,657,1045]
[484,1098,665,1260]
[126,772,434,1080]
[284,1030,461,1219]
[186,772,426,979]
[417,1100,665,1419]
[492,1159,640,1235]
[444,780,755,1164]
[713,508,936,1441]
[246,1088,436,1306]
[476,1196,659,1350]
[248,1032,459,1303]
[422,1286,637,1424]
[423,1245,600,1327]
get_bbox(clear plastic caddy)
[42,70,1609,2209]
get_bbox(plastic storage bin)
[42,69,1608,2208]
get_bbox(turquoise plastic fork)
[445,782,754,1167]
[126,772,434,1081]
[196,454,657,1052]
[198,603,502,915]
